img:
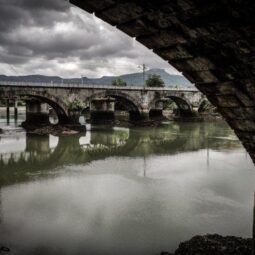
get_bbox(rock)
[22,124,85,136]
[173,234,252,255]
[62,130,79,135]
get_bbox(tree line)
[111,74,165,87]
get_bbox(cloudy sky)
[0,0,180,78]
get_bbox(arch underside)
[152,96,193,117]
[19,94,69,123]
[89,91,142,113]
[71,0,255,163]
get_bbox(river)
[0,111,254,255]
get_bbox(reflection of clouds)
[0,132,26,154]
[49,135,59,149]
[79,132,91,145]
[0,154,254,255]
[0,121,254,254]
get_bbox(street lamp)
[138,64,147,88]
[81,75,84,85]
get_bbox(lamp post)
[138,64,147,88]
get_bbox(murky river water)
[0,111,254,255]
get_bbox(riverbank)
[21,123,86,136]
[160,234,252,255]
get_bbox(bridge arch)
[88,91,142,112]
[149,95,194,117]
[18,92,69,124]
[87,91,143,121]
[71,1,255,162]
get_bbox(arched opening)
[150,96,194,120]
[167,96,194,117]
[81,106,90,124]
[20,95,69,126]
[49,107,59,125]
[111,95,141,122]
[89,92,142,123]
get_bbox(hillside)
[0,69,193,87]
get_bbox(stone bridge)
[0,81,205,125]
[68,0,255,162]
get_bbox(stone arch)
[70,0,255,163]
[88,91,143,121]
[149,96,194,117]
[18,92,69,124]
[88,91,142,112]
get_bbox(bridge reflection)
[0,122,240,187]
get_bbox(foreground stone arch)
[70,0,255,162]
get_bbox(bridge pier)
[140,109,150,121]
[149,109,163,119]
[90,98,115,124]
[14,99,18,123]
[6,99,10,124]
[22,99,50,128]
[129,111,141,121]
[67,109,81,125]
[129,109,150,122]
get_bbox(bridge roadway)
[0,81,205,126]
[0,81,198,91]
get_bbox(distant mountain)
[0,69,193,87]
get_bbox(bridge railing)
[0,81,198,92]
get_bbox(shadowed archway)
[87,91,143,121]
[150,96,194,118]
[19,94,69,124]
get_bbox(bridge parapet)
[0,81,198,92]
[0,81,207,125]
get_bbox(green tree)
[64,98,84,111]
[145,74,165,87]
[112,78,127,87]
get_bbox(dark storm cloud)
[0,0,69,33]
[0,0,179,77]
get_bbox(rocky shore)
[21,123,86,136]
[160,234,252,255]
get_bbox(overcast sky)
[0,0,180,78]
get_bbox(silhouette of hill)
[0,69,193,87]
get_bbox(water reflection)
[0,122,243,187]
[0,121,254,255]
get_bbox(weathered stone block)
[100,3,143,25]
[137,30,187,49]
[118,18,157,37]
[182,57,215,72]
[155,45,192,61]
[70,0,114,13]
[188,70,219,83]
[220,107,255,120]
[228,119,255,132]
